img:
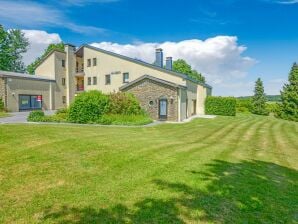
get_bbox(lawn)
[0,114,297,223]
[0,112,9,118]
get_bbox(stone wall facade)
[0,78,6,108]
[123,78,179,121]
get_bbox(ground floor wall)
[123,78,179,121]
[5,78,56,112]
[0,78,6,107]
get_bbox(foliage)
[27,111,45,122]
[172,59,205,83]
[205,96,236,116]
[0,98,4,111]
[278,63,298,122]
[0,25,29,72]
[27,43,65,74]
[68,91,110,123]
[238,95,281,102]
[265,102,281,115]
[98,114,152,125]
[108,92,144,115]
[251,78,269,116]
[236,98,252,113]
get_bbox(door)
[159,99,168,120]
[192,100,197,115]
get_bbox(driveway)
[0,111,55,124]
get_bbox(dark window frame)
[93,76,97,85]
[93,58,97,66]
[62,78,66,86]
[87,77,92,85]
[62,59,65,68]
[105,74,111,85]
[123,72,129,83]
[87,59,91,67]
[19,94,43,111]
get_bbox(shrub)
[0,98,4,111]
[27,111,45,122]
[98,114,152,125]
[236,98,252,113]
[205,96,236,116]
[266,102,280,115]
[108,92,144,115]
[68,91,110,123]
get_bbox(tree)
[172,59,205,83]
[0,25,29,72]
[27,43,64,74]
[278,63,298,122]
[250,78,269,116]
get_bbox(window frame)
[93,58,97,66]
[105,74,111,85]
[87,77,92,85]
[93,76,97,85]
[62,78,66,86]
[123,72,129,83]
[87,59,91,67]
[62,59,65,68]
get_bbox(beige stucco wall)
[0,78,6,107]
[83,47,187,93]
[5,78,54,112]
[35,51,67,109]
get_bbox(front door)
[159,99,168,120]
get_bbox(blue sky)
[0,0,297,96]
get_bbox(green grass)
[0,112,9,118]
[0,114,297,223]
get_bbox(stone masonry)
[123,78,179,121]
[0,78,6,108]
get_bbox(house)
[0,44,212,121]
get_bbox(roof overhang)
[0,70,55,82]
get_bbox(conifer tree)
[279,63,298,122]
[251,78,269,115]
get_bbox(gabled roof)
[119,75,187,91]
[0,70,55,82]
[34,49,66,69]
[76,44,212,89]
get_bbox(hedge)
[0,98,4,111]
[205,96,236,116]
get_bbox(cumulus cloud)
[91,36,257,95]
[22,30,62,65]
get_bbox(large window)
[105,74,111,85]
[93,58,97,66]
[93,76,97,85]
[19,95,42,111]
[87,59,91,67]
[123,72,129,83]
[87,77,92,85]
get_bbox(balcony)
[75,67,85,77]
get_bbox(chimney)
[155,48,163,67]
[166,57,172,70]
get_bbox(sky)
[0,0,297,96]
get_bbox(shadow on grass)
[41,160,298,223]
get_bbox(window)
[76,62,79,72]
[19,95,42,111]
[87,59,91,67]
[93,76,97,85]
[105,74,111,85]
[93,58,97,66]
[123,72,129,83]
[88,77,92,85]
[62,60,65,67]
[62,96,66,104]
[62,78,66,86]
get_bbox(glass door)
[159,99,168,120]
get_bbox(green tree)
[172,59,205,83]
[278,63,298,122]
[250,78,269,116]
[27,43,64,74]
[0,25,29,72]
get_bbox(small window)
[105,74,111,85]
[62,60,65,68]
[149,100,154,106]
[123,72,129,83]
[62,78,66,86]
[62,96,66,104]
[93,76,97,85]
[88,77,92,85]
[87,59,91,67]
[93,58,97,66]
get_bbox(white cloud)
[0,0,106,35]
[22,30,62,65]
[91,36,257,96]
[62,0,119,6]
[276,0,298,4]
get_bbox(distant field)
[0,114,297,223]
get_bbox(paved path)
[0,111,55,124]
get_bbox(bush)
[236,98,252,113]
[205,96,236,116]
[266,102,280,115]
[0,98,4,111]
[68,91,110,123]
[27,111,45,122]
[108,92,144,115]
[98,114,152,125]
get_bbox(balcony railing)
[76,67,84,73]
[76,85,84,91]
